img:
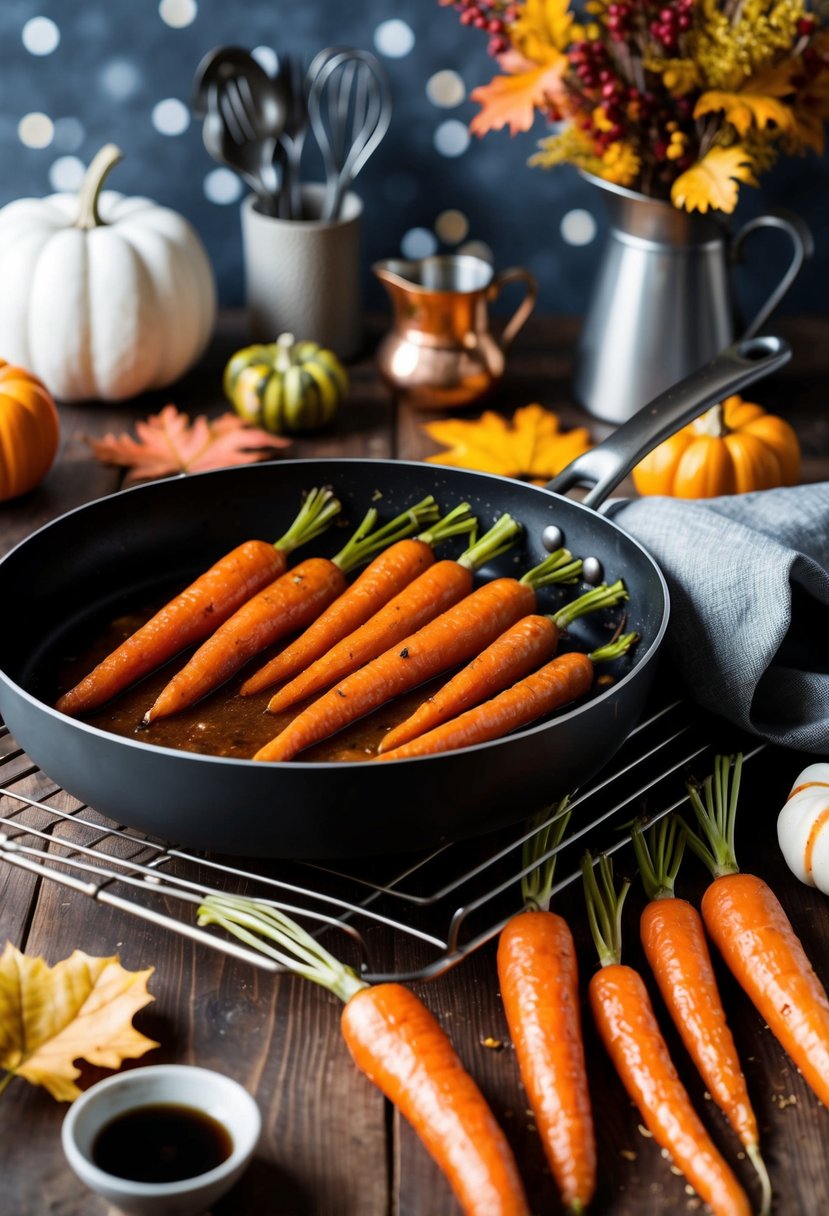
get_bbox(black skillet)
[0,337,790,858]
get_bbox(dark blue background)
[2,0,827,321]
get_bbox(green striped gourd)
[224,333,348,434]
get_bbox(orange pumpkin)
[632,394,801,498]
[0,360,60,502]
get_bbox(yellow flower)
[599,141,642,185]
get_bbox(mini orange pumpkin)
[632,394,801,498]
[0,360,60,502]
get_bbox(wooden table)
[1,313,828,1215]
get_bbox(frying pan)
[0,337,790,858]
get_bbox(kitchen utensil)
[275,53,310,220]
[373,253,538,409]
[0,337,789,859]
[191,45,262,117]
[198,51,286,216]
[574,172,812,424]
[307,49,392,221]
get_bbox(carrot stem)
[330,496,440,575]
[273,485,342,555]
[456,513,523,570]
[521,799,572,911]
[519,548,583,589]
[683,753,742,878]
[582,852,630,967]
[197,894,366,1002]
[631,815,685,902]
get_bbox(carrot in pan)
[582,852,752,1216]
[196,894,531,1216]
[55,486,341,718]
[378,579,628,754]
[253,542,585,762]
[142,496,440,724]
[683,753,829,1110]
[631,817,771,1215]
[261,513,536,717]
[239,503,477,697]
[377,633,636,762]
[497,800,596,1213]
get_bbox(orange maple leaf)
[0,942,158,1102]
[88,404,291,486]
[422,404,592,483]
[670,145,759,214]
[471,59,568,135]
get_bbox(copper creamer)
[373,254,537,411]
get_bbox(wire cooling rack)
[0,689,762,983]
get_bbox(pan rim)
[0,458,670,769]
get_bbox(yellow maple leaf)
[0,942,158,1101]
[510,0,574,61]
[470,58,569,136]
[694,89,795,137]
[670,145,759,214]
[422,404,593,483]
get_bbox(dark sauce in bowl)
[91,1102,233,1183]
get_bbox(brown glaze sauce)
[55,606,452,763]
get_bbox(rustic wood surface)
[1,311,828,1215]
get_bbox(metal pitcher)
[373,254,537,411]
[573,173,813,424]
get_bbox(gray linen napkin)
[609,482,829,753]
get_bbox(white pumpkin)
[0,144,216,401]
[776,763,829,894]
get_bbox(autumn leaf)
[470,59,569,136]
[422,404,593,483]
[88,404,291,486]
[670,145,759,214]
[0,942,158,1101]
[510,0,574,61]
[694,89,795,137]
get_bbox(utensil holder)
[241,185,363,359]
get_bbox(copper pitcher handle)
[732,209,813,339]
[487,267,538,353]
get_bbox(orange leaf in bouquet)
[422,404,592,483]
[471,58,569,135]
[88,404,291,485]
[0,942,158,1101]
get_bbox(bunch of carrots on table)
[196,754,829,1216]
[55,484,637,755]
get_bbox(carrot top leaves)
[332,496,441,576]
[457,513,524,572]
[521,797,572,911]
[683,753,743,880]
[519,547,583,590]
[197,894,366,1003]
[631,816,686,902]
[274,486,343,555]
[589,632,638,663]
[582,852,630,968]
[417,501,478,547]
[552,579,628,630]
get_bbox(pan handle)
[546,334,792,510]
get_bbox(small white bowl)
[61,1064,261,1216]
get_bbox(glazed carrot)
[239,504,476,697]
[684,753,829,1111]
[632,817,771,1215]
[261,513,543,717]
[254,541,585,762]
[378,634,636,761]
[379,580,628,753]
[196,894,530,1216]
[55,487,341,718]
[497,801,596,1213]
[142,496,439,723]
[582,853,752,1216]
